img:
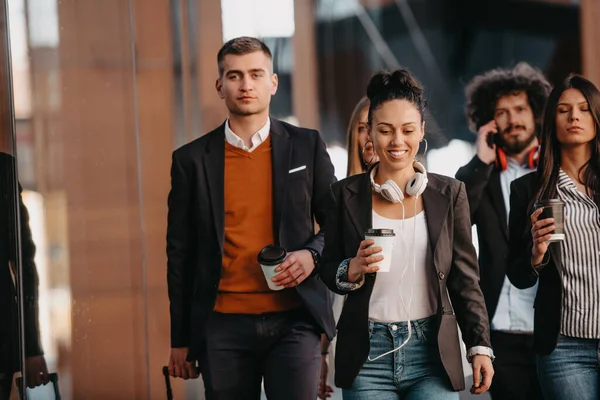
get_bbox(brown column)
[56,1,145,398]
[292,0,320,130]
[581,0,600,86]
[20,0,226,398]
[196,0,226,136]
[53,0,177,398]
[131,0,188,398]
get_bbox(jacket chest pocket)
[288,166,308,181]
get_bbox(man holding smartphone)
[455,63,551,400]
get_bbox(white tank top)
[368,210,437,323]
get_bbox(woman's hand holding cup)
[347,239,384,283]
[530,208,555,266]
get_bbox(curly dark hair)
[465,62,552,134]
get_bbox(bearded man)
[456,63,551,400]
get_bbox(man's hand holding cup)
[271,249,315,288]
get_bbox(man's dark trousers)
[205,309,320,400]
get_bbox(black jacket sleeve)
[19,185,43,357]
[305,130,336,259]
[447,182,491,348]
[455,155,495,224]
[319,185,356,295]
[166,149,195,348]
[2,151,43,357]
[507,178,540,289]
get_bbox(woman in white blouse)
[508,74,600,400]
[320,69,494,399]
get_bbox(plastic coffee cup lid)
[535,199,564,206]
[257,245,287,266]
[365,228,395,237]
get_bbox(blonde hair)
[346,97,370,177]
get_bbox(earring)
[362,140,376,165]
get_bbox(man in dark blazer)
[455,63,551,399]
[166,37,336,400]
[0,152,47,399]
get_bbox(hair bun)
[365,69,427,124]
[367,69,423,102]
[366,72,392,101]
[391,70,423,95]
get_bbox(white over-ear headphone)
[370,161,428,203]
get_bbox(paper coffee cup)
[257,245,287,291]
[365,228,395,272]
[535,199,565,242]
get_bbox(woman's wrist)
[347,259,363,282]
[531,252,544,267]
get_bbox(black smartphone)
[16,373,61,400]
[486,131,500,149]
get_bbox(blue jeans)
[536,335,600,400]
[343,316,457,400]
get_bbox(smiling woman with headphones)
[320,69,494,399]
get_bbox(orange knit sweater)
[214,138,302,314]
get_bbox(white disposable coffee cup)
[535,199,565,242]
[257,245,287,291]
[365,228,395,272]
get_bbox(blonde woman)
[347,97,378,176]
[318,97,376,399]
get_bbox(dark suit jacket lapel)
[489,171,509,240]
[343,174,373,239]
[203,124,226,251]
[344,174,452,260]
[422,177,451,269]
[270,119,292,245]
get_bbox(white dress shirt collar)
[224,118,271,152]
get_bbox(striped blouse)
[556,169,600,339]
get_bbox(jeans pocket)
[419,327,429,343]
[417,317,439,344]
